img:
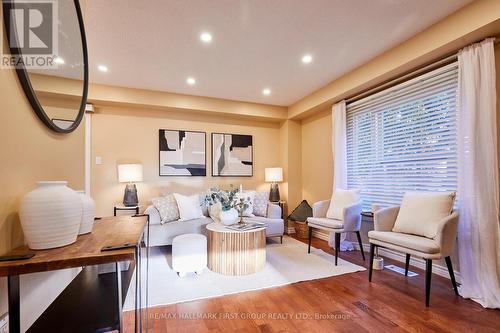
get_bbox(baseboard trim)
[312,230,461,283]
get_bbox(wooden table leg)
[8,275,20,333]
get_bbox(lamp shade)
[118,164,143,183]
[265,167,283,182]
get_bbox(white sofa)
[144,202,284,247]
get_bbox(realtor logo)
[2,0,58,68]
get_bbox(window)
[346,63,458,209]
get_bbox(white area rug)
[124,236,365,310]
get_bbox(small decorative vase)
[219,208,239,226]
[20,181,82,249]
[77,191,96,235]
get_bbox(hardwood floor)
[123,236,500,333]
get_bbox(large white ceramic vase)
[20,181,82,249]
[219,208,239,226]
[77,191,96,235]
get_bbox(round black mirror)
[3,0,88,133]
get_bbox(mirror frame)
[3,0,89,134]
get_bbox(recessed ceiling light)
[97,65,108,72]
[302,54,313,64]
[262,88,271,96]
[54,57,65,65]
[200,32,212,43]
[186,77,196,85]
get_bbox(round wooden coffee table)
[206,222,266,275]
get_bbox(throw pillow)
[392,192,455,238]
[253,191,269,217]
[208,201,222,223]
[173,193,204,222]
[198,192,209,217]
[151,194,179,224]
[326,189,361,220]
[236,191,256,217]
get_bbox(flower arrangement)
[205,186,251,224]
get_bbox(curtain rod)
[345,37,497,105]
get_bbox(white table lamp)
[118,164,143,207]
[265,167,283,202]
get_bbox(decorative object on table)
[113,205,140,217]
[265,167,283,202]
[19,181,82,249]
[118,164,143,207]
[159,129,206,176]
[205,186,251,225]
[77,191,96,235]
[212,133,253,176]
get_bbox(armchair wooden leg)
[368,243,375,282]
[280,236,283,244]
[355,231,365,261]
[307,226,312,254]
[405,254,411,276]
[334,233,340,266]
[445,256,459,295]
[425,259,432,307]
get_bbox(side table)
[114,205,140,217]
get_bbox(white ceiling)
[84,0,472,106]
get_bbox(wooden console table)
[0,215,149,333]
[207,222,266,276]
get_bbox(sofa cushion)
[392,192,455,238]
[368,230,440,254]
[253,191,269,217]
[151,194,179,224]
[326,189,360,220]
[307,217,344,229]
[173,193,204,222]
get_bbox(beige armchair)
[368,204,459,307]
[306,199,364,265]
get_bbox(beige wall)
[300,109,332,204]
[91,106,281,217]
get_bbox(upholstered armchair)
[306,189,364,265]
[368,192,459,306]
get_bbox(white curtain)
[333,101,347,190]
[328,101,353,250]
[457,38,500,309]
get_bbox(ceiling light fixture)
[200,32,212,43]
[97,64,108,72]
[262,88,271,96]
[187,77,196,85]
[54,57,65,65]
[302,54,313,64]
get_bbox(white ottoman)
[172,234,207,277]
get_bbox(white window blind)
[346,62,458,210]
